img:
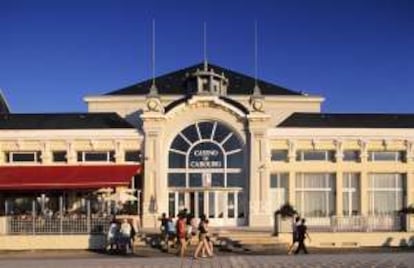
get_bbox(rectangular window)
[52,151,67,162]
[296,150,335,162]
[271,150,288,162]
[228,193,235,218]
[208,192,215,218]
[270,173,289,214]
[368,151,404,162]
[227,173,244,187]
[189,173,202,187]
[168,173,186,187]
[270,173,289,188]
[168,193,176,217]
[343,173,360,216]
[343,150,359,162]
[7,151,41,163]
[295,173,336,217]
[125,150,141,162]
[368,173,404,215]
[212,173,224,187]
[77,151,115,162]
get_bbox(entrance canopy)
[0,165,141,190]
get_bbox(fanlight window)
[168,121,244,188]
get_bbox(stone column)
[41,141,52,164]
[141,112,167,228]
[247,113,271,227]
[359,140,369,216]
[114,140,124,163]
[335,140,344,217]
[66,141,76,164]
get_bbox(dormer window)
[187,65,229,96]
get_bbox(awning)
[0,165,141,190]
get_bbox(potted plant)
[274,203,297,236]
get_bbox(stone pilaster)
[247,113,271,227]
[141,111,167,228]
[359,140,369,216]
[335,140,344,217]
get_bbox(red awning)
[0,165,141,190]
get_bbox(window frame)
[77,151,115,163]
[368,151,404,162]
[7,151,41,163]
[296,150,335,162]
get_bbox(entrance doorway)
[168,188,246,226]
[167,121,247,226]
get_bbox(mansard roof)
[278,113,414,128]
[105,62,303,96]
[0,113,135,130]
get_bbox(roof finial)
[149,19,158,96]
[253,20,262,96]
[203,21,208,71]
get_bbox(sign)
[189,142,224,168]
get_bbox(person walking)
[120,218,132,254]
[106,218,119,253]
[176,212,187,258]
[193,215,213,259]
[294,218,311,255]
[287,216,300,254]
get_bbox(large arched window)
[168,121,244,188]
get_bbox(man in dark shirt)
[294,218,311,254]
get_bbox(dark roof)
[105,62,302,96]
[278,113,414,128]
[0,113,135,130]
[0,91,10,114]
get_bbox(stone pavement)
[0,251,413,267]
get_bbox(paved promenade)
[0,251,413,267]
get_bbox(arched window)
[168,121,244,188]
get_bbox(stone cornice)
[165,95,247,119]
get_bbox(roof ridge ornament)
[249,20,264,112]
[145,19,163,113]
[203,21,208,72]
[148,19,159,97]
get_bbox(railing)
[278,215,404,233]
[7,216,112,235]
[311,215,402,232]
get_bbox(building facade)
[2,62,414,232]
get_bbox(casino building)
[2,62,414,232]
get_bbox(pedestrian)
[120,218,132,254]
[193,215,213,259]
[176,212,187,257]
[287,216,300,254]
[129,220,136,254]
[159,213,168,249]
[166,215,176,251]
[186,213,196,247]
[106,218,119,253]
[294,218,311,255]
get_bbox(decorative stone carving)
[145,98,164,113]
[334,139,344,161]
[251,98,264,112]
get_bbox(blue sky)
[0,0,413,113]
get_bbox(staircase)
[210,228,288,252]
[135,227,289,252]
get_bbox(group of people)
[159,210,214,259]
[287,216,311,255]
[106,218,137,254]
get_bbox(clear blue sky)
[0,0,413,113]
